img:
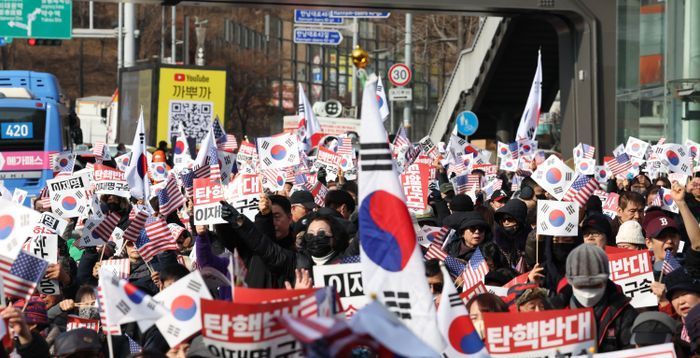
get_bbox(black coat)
[493,199,531,268]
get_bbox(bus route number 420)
[1,122,33,139]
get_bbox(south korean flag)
[660,144,693,175]
[575,158,596,176]
[532,155,575,200]
[685,139,700,164]
[47,174,90,219]
[625,136,650,159]
[594,165,612,187]
[257,132,301,170]
[537,200,579,236]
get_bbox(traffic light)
[27,39,62,46]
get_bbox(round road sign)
[388,63,412,87]
[456,111,479,136]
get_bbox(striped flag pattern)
[662,250,681,275]
[97,286,121,335]
[607,153,633,177]
[424,243,448,261]
[562,175,599,207]
[193,164,210,179]
[460,248,490,288]
[180,169,195,197]
[0,251,49,301]
[158,174,186,216]
[137,217,178,262]
[101,258,131,280]
[393,124,411,149]
[336,137,354,157]
[123,210,148,242]
[208,146,221,181]
[217,134,238,153]
[92,142,109,162]
[93,212,121,241]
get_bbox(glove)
[220,201,241,225]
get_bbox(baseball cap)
[439,183,454,194]
[643,213,680,239]
[616,220,645,245]
[490,190,509,203]
[630,312,678,346]
[54,328,102,356]
[289,190,316,210]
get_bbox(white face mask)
[572,285,606,307]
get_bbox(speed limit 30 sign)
[388,63,412,87]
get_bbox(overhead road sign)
[329,11,391,19]
[293,28,343,46]
[294,10,344,24]
[0,0,72,40]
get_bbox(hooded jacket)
[492,199,531,268]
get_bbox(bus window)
[0,108,47,152]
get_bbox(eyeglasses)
[583,232,604,238]
[466,226,485,233]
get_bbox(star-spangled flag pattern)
[138,217,178,262]
[607,153,633,177]
[207,145,221,181]
[574,143,596,160]
[217,134,238,153]
[1,251,49,301]
[158,174,186,217]
[663,250,682,275]
[180,169,195,198]
[562,175,599,208]
[461,248,489,289]
[212,117,226,142]
[339,255,360,264]
[336,137,354,157]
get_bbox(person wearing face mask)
[563,244,638,352]
[300,213,350,265]
[493,198,531,269]
[47,285,100,334]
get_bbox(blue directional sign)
[328,11,391,18]
[294,10,344,24]
[293,28,343,46]
[456,111,479,136]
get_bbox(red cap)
[643,214,679,238]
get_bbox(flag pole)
[99,243,108,262]
[107,332,115,358]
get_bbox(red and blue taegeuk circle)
[666,150,680,166]
[598,169,608,178]
[376,94,384,108]
[521,144,532,153]
[59,158,69,167]
[156,165,166,175]
[580,162,589,171]
[124,282,146,304]
[174,140,186,155]
[549,209,566,227]
[136,153,149,178]
[122,157,130,167]
[171,295,197,321]
[276,175,285,186]
[62,196,78,211]
[631,142,641,152]
[0,215,14,241]
[270,145,287,161]
[448,315,483,354]
[663,193,674,206]
[464,146,479,157]
[500,147,509,156]
[545,168,562,184]
[359,190,416,272]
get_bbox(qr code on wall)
[168,100,213,144]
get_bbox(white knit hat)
[616,220,645,245]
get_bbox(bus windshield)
[0,107,46,152]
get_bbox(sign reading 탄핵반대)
[0,0,72,39]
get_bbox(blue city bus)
[0,71,72,205]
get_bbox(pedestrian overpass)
[89,0,617,156]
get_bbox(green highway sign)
[0,0,72,40]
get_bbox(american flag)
[97,286,121,335]
[180,169,195,197]
[424,242,448,261]
[393,124,411,149]
[93,212,120,241]
[340,255,360,264]
[662,250,682,275]
[101,258,131,280]
[193,164,211,179]
[575,143,596,159]
[261,168,285,190]
[126,335,142,354]
[217,134,238,153]
[451,174,479,194]
[212,117,226,141]
[208,146,221,181]
[92,142,108,162]
[336,137,354,157]
[0,251,49,301]
[444,256,466,277]
[461,248,490,288]
[137,217,178,262]
[158,173,186,216]
[423,226,451,246]
[275,315,379,356]
[122,210,148,242]
[607,153,633,177]
[37,186,51,208]
[562,175,599,207]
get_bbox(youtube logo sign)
[174,73,185,82]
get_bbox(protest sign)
[400,162,430,213]
[36,212,69,236]
[316,146,343,170]
[226,174,262,221]
[313,262,367,317]
[193,178,226,225]
[483,308,596,357]
[201,296,316,358]
[93,164,130,198]
[459,281,487,303]
[25,234,60,295]
[0,198,41,260]
[155,271,212,347]
[67,315,100,332]
[608,249,656,308]
[47,173,90,218]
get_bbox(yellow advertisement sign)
[157,67,227,144]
